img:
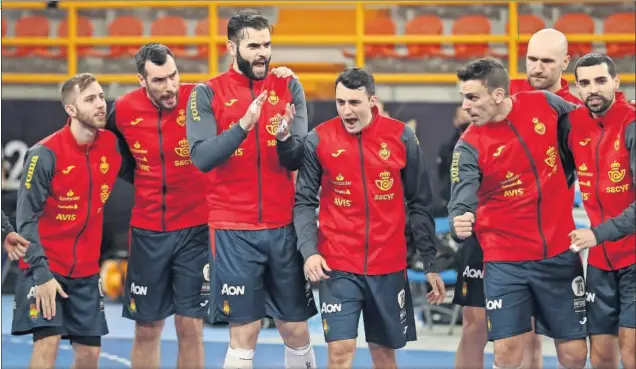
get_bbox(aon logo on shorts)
[486,299,502,311]
[463,266,484,279]
[320,303,342,314]
[130,283,147,296]
[221,284,245,296]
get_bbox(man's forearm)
[190,124,247,172]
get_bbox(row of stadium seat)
[2,11,634,60]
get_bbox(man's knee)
[494,335,526,368]
[135,320,165,343]
[275,319,310,348]
[229,320,262,349]
[174,315,202,342]
[619,328,636,369]
[72,343,101,363]
[328,339,356,365]
[555,338,588,369]
[462,307,488,345]
[368,343,396,367]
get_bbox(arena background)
[0,1,634,368]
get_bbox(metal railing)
[1,0,634,84]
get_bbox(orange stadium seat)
[151,16,188,58]
[604,12,635,58]
[188,17,228,60]
[402,15,444,59]
[37,16,98,59]
[510,14,545,57]
[105,16,144,58]
[342,14,396,59]
[452,15,493,59]
[554,13,594,57]
[2,17,7,37]
[3,15,50,58]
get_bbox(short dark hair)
[135,43,174,77]
[227,9,272,44]
[61,73,97,105]
[574,52,617,81]
[335,67,376,96]
[456,58,510,96]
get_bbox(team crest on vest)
[268,91,279,105]
[608,161,626,183]
[532,118,546,135]
[379,142,391,160]
[100,156,109,174]
[266,116,280,136]
[174,138,190,157]
[223,300,231,315]
[375,171,394,191]
[614,134,620,151]
[322,319,330,334]
[176,109,186,126]
[100,184,110,203]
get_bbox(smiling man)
[564,53,635,369]
[186,9,317,369]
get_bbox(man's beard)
[147,83,178,110]
[586,94,613,114]
[237,49,270,81]
[76,109,104,129]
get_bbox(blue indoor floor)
[1,295,560,368]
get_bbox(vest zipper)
[68,147,92,276]
[594,124,614,270]
[157,109,167,231]
[357,134,370,274]
[507,121,548,258]
[250,80,263,223]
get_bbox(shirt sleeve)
[591,121,636,243]
[293,130,322,261]
[1,210,15,244]
[105,100,136,184]
[186,83,249,173]
[447,139,482,243]
[276,79,309,171]
[401,126,438,273]
[17,145,56,285]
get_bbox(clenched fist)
[453,212,475,240]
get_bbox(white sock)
[284,342,316,369]
[493,363,522,369]
[223,346,254,369]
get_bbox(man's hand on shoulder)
[270,66,298,80]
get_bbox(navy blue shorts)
[586,264,636,335]
[452,237,485,308]
[318,270,417,349]
[11,271,108,346]
[122,225,210,322]
[484,250,587,341]
[209,225,317,323]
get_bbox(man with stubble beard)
[11,73,123,369]
[187,9,317,369]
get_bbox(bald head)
[525,28,571,92]
[528,28,568,59]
